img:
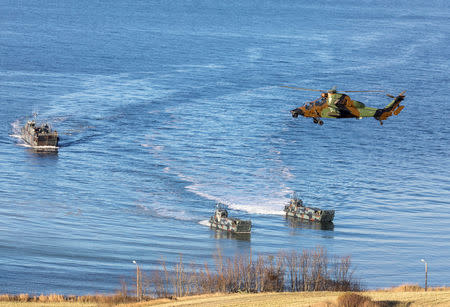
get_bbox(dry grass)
[126,290,450,307]
[335,293,374,307]
[0,302,96,307]
[383,284,450,292]
[365,290,450,307]
[387,284,424,292]
[0,293,138,306]
[1,290,449,307]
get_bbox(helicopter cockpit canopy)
[303,97,327,110]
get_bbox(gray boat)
[21,120,59,148]
[284,193,335,223]
[209,203,252,234]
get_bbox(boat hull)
[284,203,335,223]
[21,121,59,148]
[209,217,252,234]
[286,208,334,223]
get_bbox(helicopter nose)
[291,108,303,118]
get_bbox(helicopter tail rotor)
[374,91,406,124]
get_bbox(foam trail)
[185,182,292,216]
[136,204,196,221]
[225,198,287,215]
[159,158,293,216]
[10,120,22,135]
[17,144,58,150]
[198,220,210,227]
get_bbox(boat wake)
[198,220,210,227]
[181,173,289,216]
[158,160,293,216]
[136,204,197,222]
[10,119,22,136]
[17,143,58,150]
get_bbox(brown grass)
[377,284,450,293]
[336,293,373,307]
[1,290,450,307]
[387,284,424,292]
[0,293,138,304]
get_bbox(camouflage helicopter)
[283,86,406,125]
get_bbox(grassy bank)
[145,290,450,307]
[0,288,449,307]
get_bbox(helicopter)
[283,86,406,125]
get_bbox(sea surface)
[1,0,449,294]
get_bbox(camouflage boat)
[284,194,334,223]
[209,203,252,234]
[21,120,59,148]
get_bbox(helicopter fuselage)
[290,92,405,125]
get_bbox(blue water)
[1,0,449,294]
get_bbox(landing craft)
[21,114,59,151]
[209,203,252,234]
[283,86,406,125]
[284,193,335,223]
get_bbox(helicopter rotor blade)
[280,86,324,92]
[282,86,386,94]
[342,90,385,93]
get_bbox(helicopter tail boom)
[374,91,406,122]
